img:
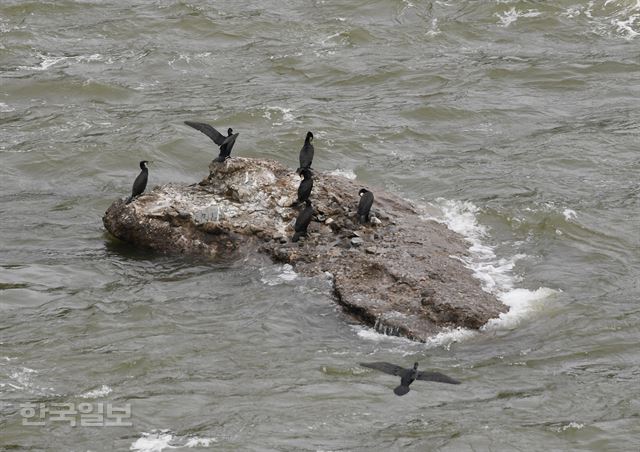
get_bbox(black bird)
[126,160,149,204]
[295,168,313,206]
[357,188,374,224]
[360,362,460,396]
[292,200,313,242]
[184,121,239,162]
[297,131,314,173]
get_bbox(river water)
[1,1,639,450]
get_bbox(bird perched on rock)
[126,160,149,204]
[357,188,374,224]
[295,168,313,206]
[360,362,460,396]
[297,131,314,173]
[184,121,239,162]
[292,200,313,242]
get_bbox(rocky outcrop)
[103,157,506,341]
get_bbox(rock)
[103,157,506,341]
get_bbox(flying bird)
[297,131,314,173]
[360,362,460,396]
[292,200,313,242]
[357,188,374,224]
[184,121,239,162]
[126,160,149,204]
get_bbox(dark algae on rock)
[103,157,506,341]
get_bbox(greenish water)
[1,1,639,450]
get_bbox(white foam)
[561,421,585,431]
[483,287,558,331]
[0,102,15,112]
[80,384,112,398]
[8,366,36,389]
[553,421,585,433]
[353,325,416,345]
[496,7,542,27]
[19,53,104,71]
[320,31,343,46]
[426,198,557,331]
[130,431,174,452]
[278,264,298,281]
[563,209,577,221]
[184,437,217,447]
[260,264,298,286]
[5,366,55,394]
[327,168,357,180]
[562,6,583,19]
[423,327,477,350]
[130,431,217,451]
[133,80,160,91]
[264,106,295,125]
[425,18,441,37]
[78,53,103,62]
[354,322,477,350]
[583,0,640,39]
[169,53,191,65]
[32,55,67,71]
[613,14,639,40]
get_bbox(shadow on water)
[103,233,165,261]
[101,231,254,272]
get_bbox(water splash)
[80,384,113,398]
[496,8,542,27]
[130,430,217,452]
[327,168,357,180]
[427,199,558,331]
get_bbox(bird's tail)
[291,232,301,242]
[358,215,367,224]
[125,196,134,204]
[393,385,410,396]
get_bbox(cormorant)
[126,160,149,204]
[357,188,374,224]
[292,200,313,242]
[184,121,239,162]
[360,362,460,396]
[297,131,314,173]
[295,168,313,206]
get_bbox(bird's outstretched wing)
[184,121,226,145]
[416,371,461,384]
[360,362,404,376]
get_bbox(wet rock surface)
[103,157,506,341]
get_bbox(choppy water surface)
[1,1,639,450]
